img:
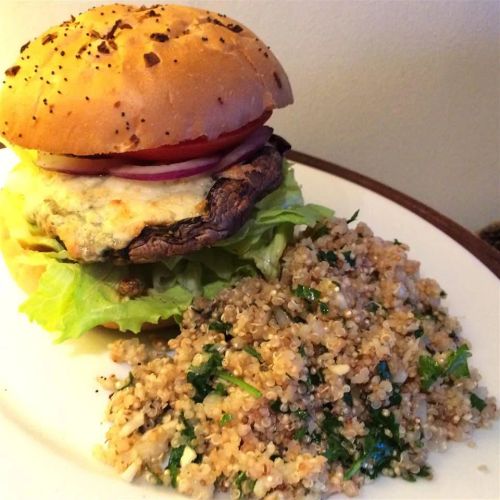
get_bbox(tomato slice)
[114,111,272,163]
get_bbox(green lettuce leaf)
[20,261,192,343]
[216,164,333,278]
[3,158,333,341]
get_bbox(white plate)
[0,148,498,500]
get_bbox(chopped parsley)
[418,355,444,391]
[322,413,352,465]
[317,250,338,266]
[294,285,330,316]
[470,393,486,411]
[346,208,360,224]
[417,465,432,478]
[402,465,432,481]
[366,301,380,314]
[187,346,223,402]
[243,345,263,362]
[414,310,436,321]
[319,302,329,315]
[234,471,256,499]
[393,238,403,245]
[295,409,309,421]
[388,385,402,406]
[376,360,392,380]
[307,368,325,387]
[180,413,196,442]
[203,343,221,354]
[310,431,323,444]
[293,284,321,302]
[418,345,471,391]
[442,345,471,379]
[220,413,234,426]
[167,446,185,488]
[413,328,424,339]
[270,399,283,413]
[213,382,228,396]
[311,225,329,239]
[344,409,403,480]
[294,426,308,441]
[218,370,262,398]
[343,391,353,407]
[187,344,262,401]
[209,320,232,335]
[342,250,356,267]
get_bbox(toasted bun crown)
[0,3,293,155]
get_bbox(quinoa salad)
[96,216,498,499]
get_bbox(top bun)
[0,3,293,155]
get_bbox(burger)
[0,3,330,341]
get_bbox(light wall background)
[0,0,498,231]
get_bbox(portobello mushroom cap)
[110,135,290,263]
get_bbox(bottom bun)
[102,320,173,332]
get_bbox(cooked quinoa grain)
[97,218,498,499]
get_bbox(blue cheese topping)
[6,162,214,261]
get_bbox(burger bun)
[0,3,293,155]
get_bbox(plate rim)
[288,150,500,278]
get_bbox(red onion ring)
[36,152,124,175]
[36,126,274,181]
[108,155,222,181]
[216,126,273,172]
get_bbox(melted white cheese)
[7,162,214,261]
